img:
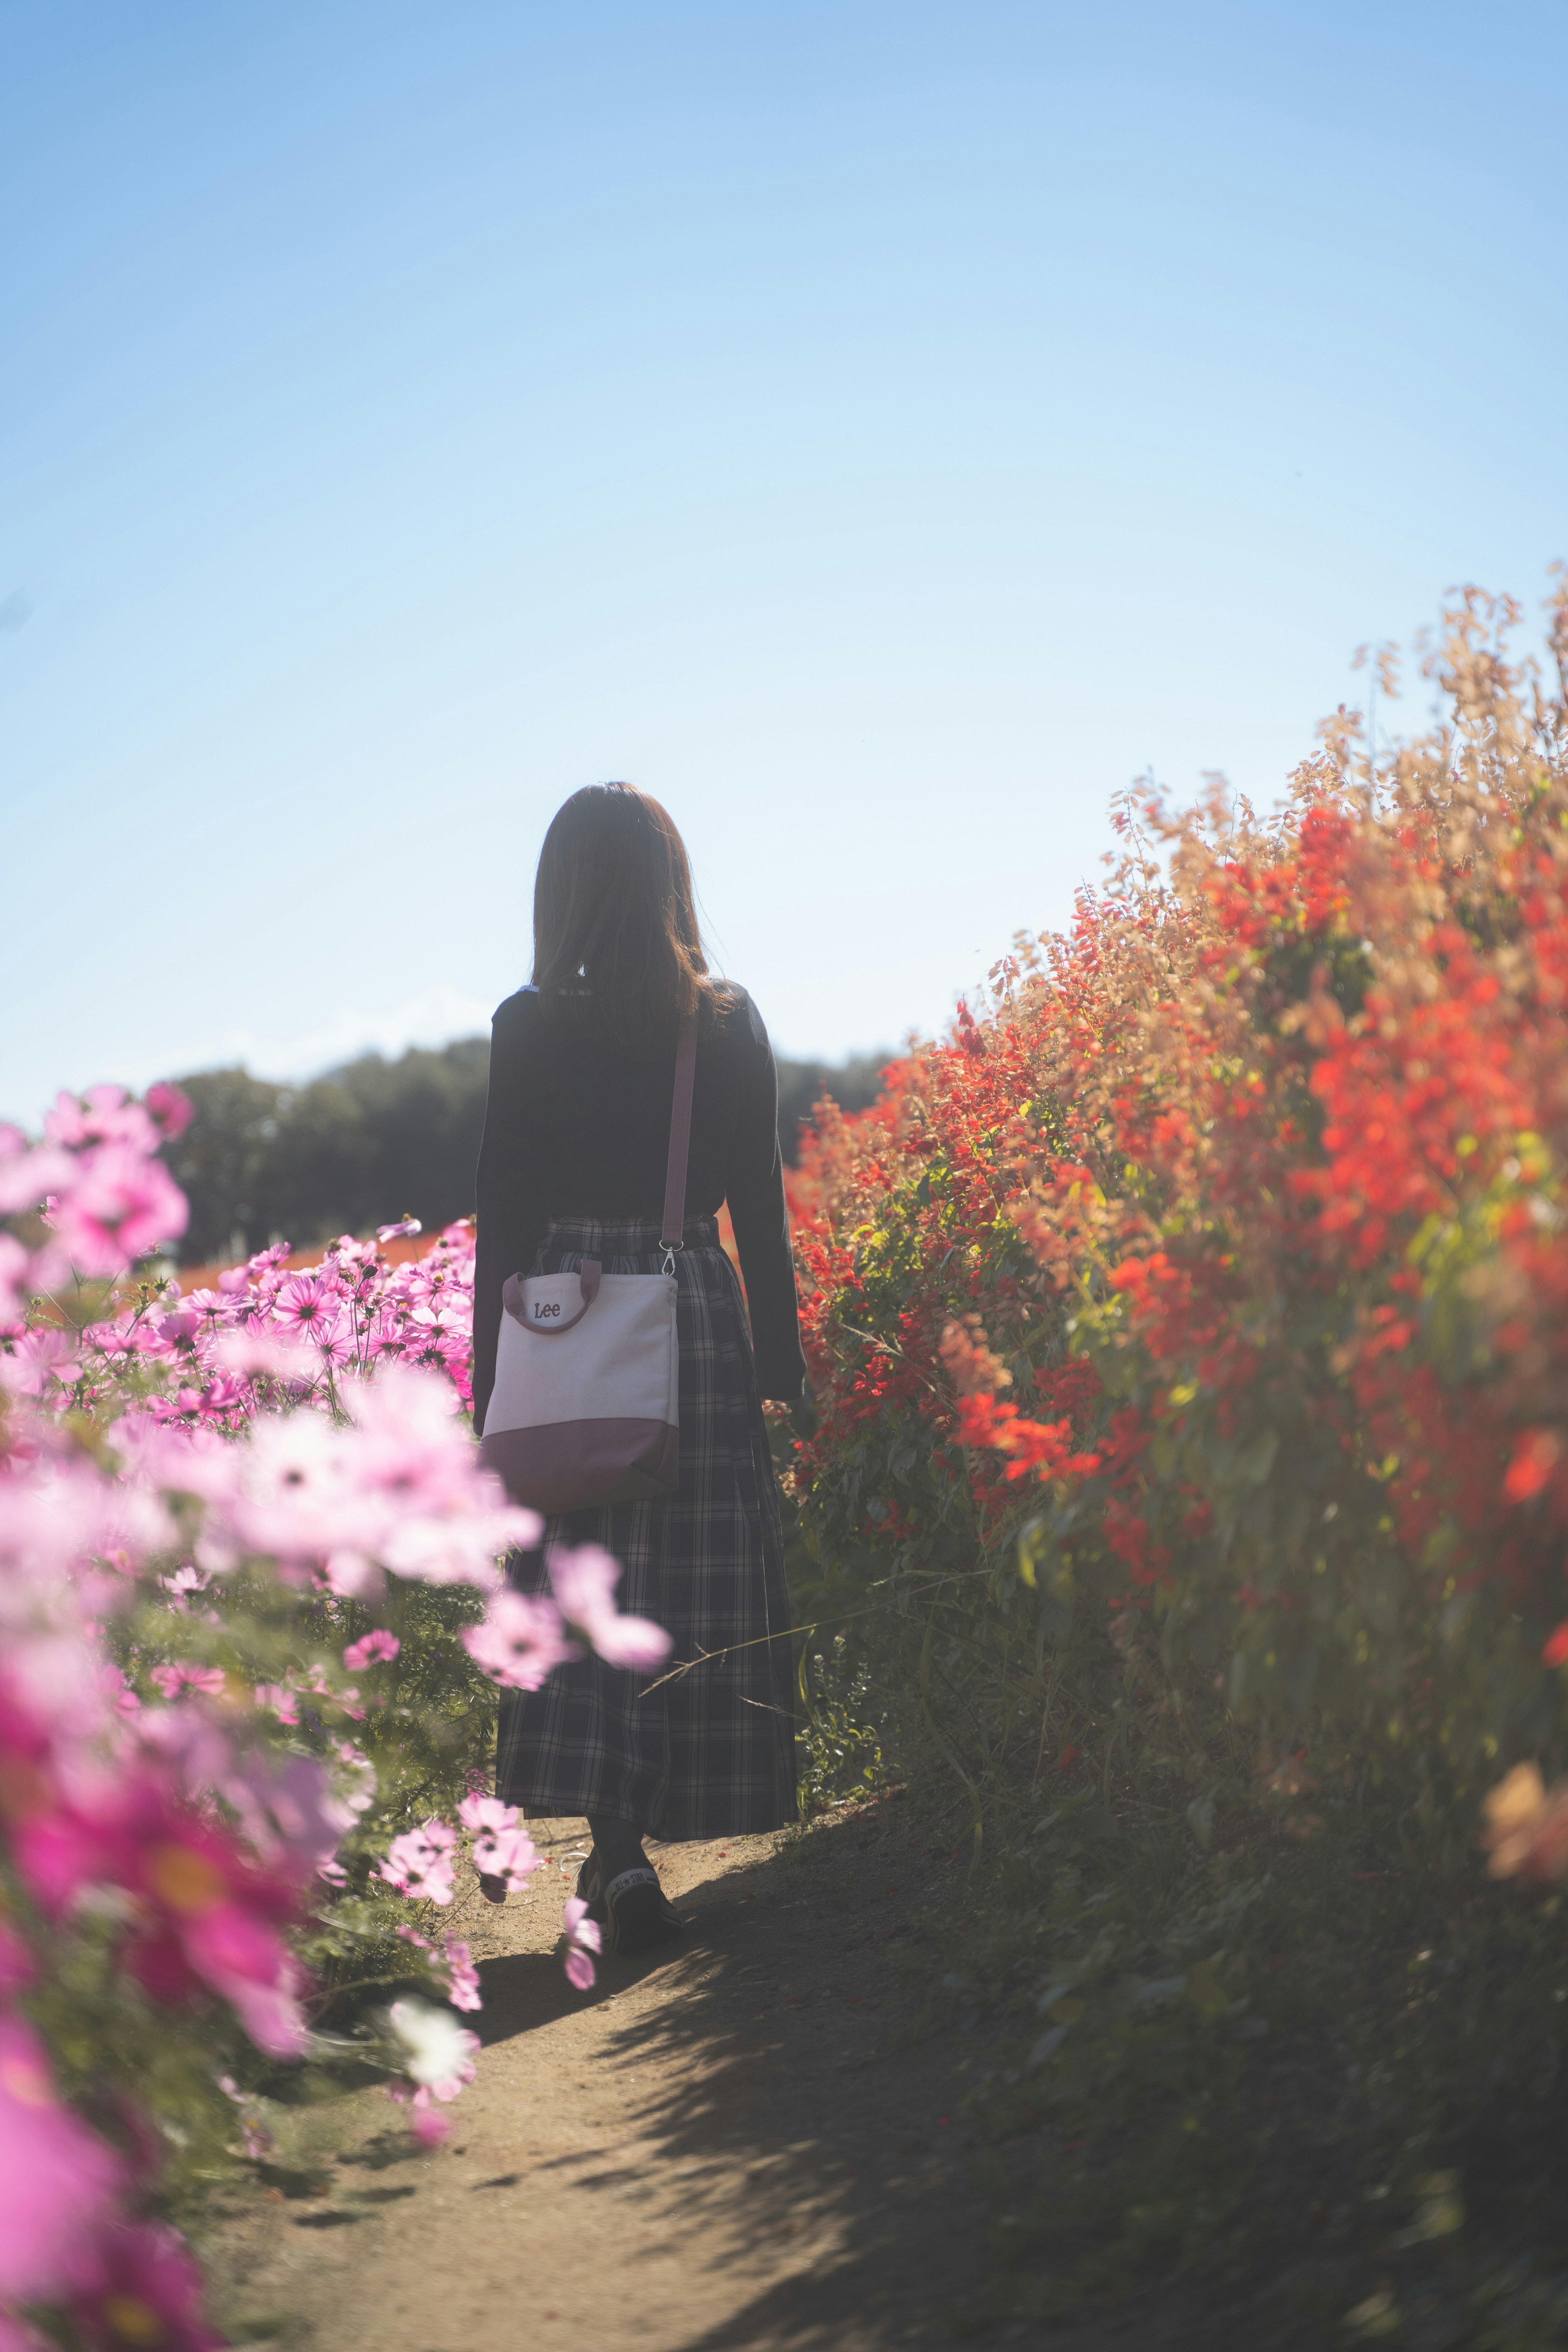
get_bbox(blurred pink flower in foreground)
[560,1897,601,1993]
[385,1998,479,2103]
[443,1940,482,2014]
[549,1544,674,1672]
[69,2218,226,2352]
[0,2015,122,2303]
[461,1590,578,1690]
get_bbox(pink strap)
[661,1015,699,1250]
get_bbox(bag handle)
[503,1259,601,1336]
[660,1013,699,1253]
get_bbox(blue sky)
[4,0,1565,1120]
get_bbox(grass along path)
[205,1802,1036,2352]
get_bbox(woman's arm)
[723,996,807,1404]
[470,997,549,1436]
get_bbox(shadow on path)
[475,1940,687,2044]
[543,1798,1025,2350]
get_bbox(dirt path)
[210,1803,1036,2351]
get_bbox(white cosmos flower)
[385,1997,479,2100]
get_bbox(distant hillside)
[164,1035,888,1265]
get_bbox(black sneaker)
[577,1850,682,1955]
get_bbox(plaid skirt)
[494,1214,798,1840]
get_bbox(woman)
[471,783,806,1955]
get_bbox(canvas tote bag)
[478,1016,697,1517]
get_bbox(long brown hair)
[531,783,721,1053]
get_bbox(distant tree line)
[164,1036,889,1265]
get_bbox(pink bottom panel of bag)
[479,1419,681,1518]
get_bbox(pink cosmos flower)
[457,1792,541,1891]
[150,1662,227,1701]
[47,1141,188,1275]
[442,1939,482,2013]
[144,1081,194,1140]
[376,1218,423,1243]
[307,1309,358,1370]
[127,1831,309,2057]
[43,1085,158,1153]
[0,1229,32,1325]
[270,1275,330,1334]
[378,1820,459,1906]
[158,1565,210,1603]
[342,1629,401,1671]
[224,1747,362,1880]
[10,1764,312,2059]
[216,1409,354,1568]
[69,2218,225,2352]
[104,1667,142,1717]
[0,2013,123,2302]
[548,1544,673,1672]
[384,1997,479,2101]
[252,1684,300,1724]
[560,1896,601,1992]
[0,1134,74,1216]
[0,1328,82,1401]
[408,2107,450,2147]
[460,1590,578,1690]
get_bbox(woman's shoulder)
[492,984,541,1029]
[706,980,771,1055]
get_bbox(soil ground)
[208,1799,1047,2352]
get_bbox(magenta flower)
[143,1081,194,1140]
[548,1544,673,1672]
[342,1629,400,1671]
[378,1820,459,1906]
[8,1760,312,2058]
[69,2218,225,2352]
[560,1896,602,1992]
[460,1590,577,1690]
[271,1275,329,1333]
[0,2014,123,2302]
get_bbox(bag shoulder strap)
[661,1013,699,1251]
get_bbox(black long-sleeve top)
[470,982,806,1433]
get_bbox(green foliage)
[795,1633,889,1814]
[165,1041,492,1261]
